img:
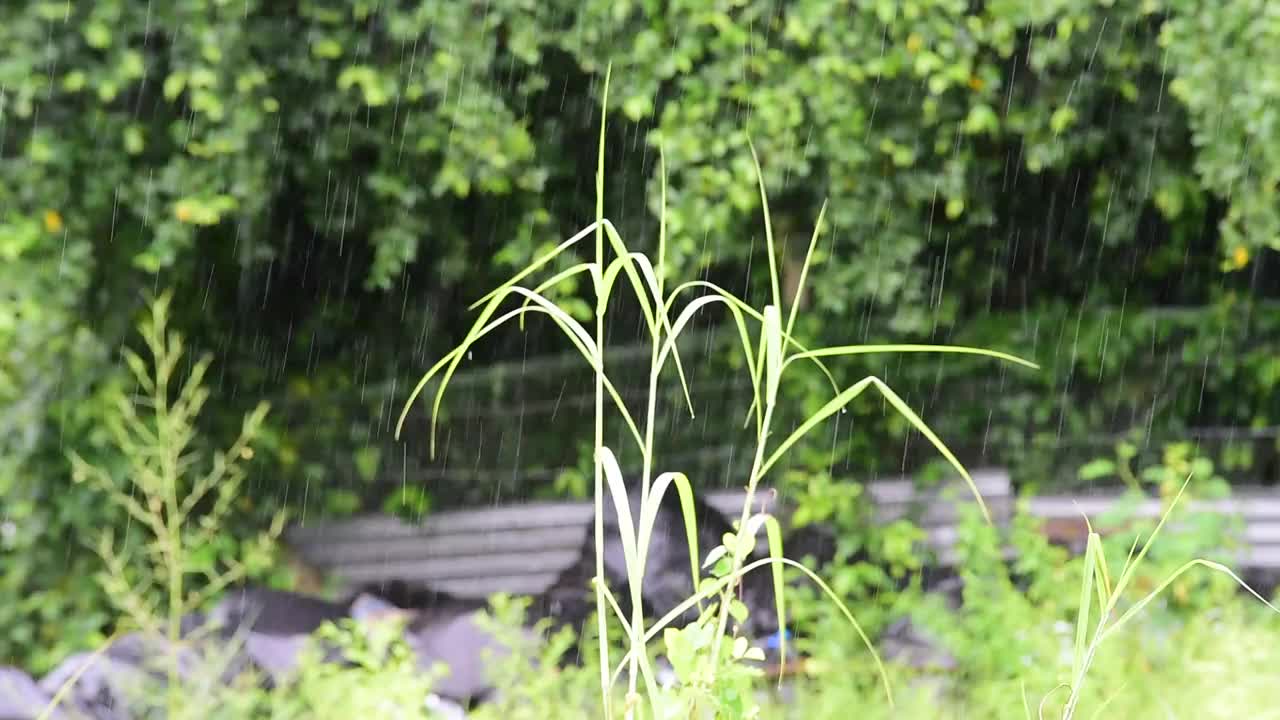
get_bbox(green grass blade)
[429,283,590,459]
[598,448,639,592]
[1119,533,1140,583]
[523,262,597,329]
[760,375,992,523]
[758,376,872,479]
[658,145,668,298]
[505,286,597,351]
[399,290,507,454]
[595,67,608,257]
[867,377,992,523]
[1072,531,1099,690]
[1106,474,1193,613]
[783,199,827,340]
[1089,681,1129,720]
[621,251,693,411]
[596,579,635,638]
[1089,533,1111,617]
[601,221,658,335]
[400,294,646,455]
[600,249,694,417]
[654,296,732,374]
[593,60,613,720]
[491,293,650,453]
[784,344,1039,371]
[744,317,768,433]
[469,220,606,311]
[391,327,478,441]
[763,305,782,408]
[1039,684,1070,720]
[499,290,646,450]
[1100,558,1280,644]
[635,471,701,612]
[654,285,762,426]
[599,447,665,718]
[746,136,782,311]
[664,279,840,393]
[763,514,788,681]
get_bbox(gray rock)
[37,649,151,720]
[0,666,63,720]
[209,587,349,637]
[36,625,237,720]
[880,616,957,672]
[403,610,526,703]
[241,633,313,682]
[873,576,964,676]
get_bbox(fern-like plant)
[62,291,282,718]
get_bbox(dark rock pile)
[1,588,481,720]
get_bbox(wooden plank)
[862,468,1011,506]
[1244,546,1280,569]
[1021,487,1280,573]
[293,526,588,566]
[288,471,1013,549]
[1244,524,1280,544]
[285,470,1017,593]
[1024,491,1280,521]
[287,501,594,544]
[432,575,561,597]
[324,549,581,584]
[703,488,783,518]
[874,496,1015,527]
[341,573,558,598]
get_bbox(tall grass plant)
[396,64,1037,719]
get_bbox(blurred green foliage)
[2,0,1279,671]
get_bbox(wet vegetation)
[3,1,1280,718]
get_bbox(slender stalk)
[593,64,614,720]
[622,149,673,720]
[628,277,664,715]
[153,335,184,718]
[708,390,776,679]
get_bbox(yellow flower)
[906,33,923,53]
[175,202,193,223]
[1232,245,1250,269]
[43,209,64,233]
[968,75,985,91]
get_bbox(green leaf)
[84,22,111,49]
[123,126,145,155]
[312,38,343,59]
[62,71,87,92]
[702,545,728,570]
[163,74,186,101]
[353,446,381,483]
[1050,106,1077,134]
[622,95,652,121]
[1078,458,1117,481]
